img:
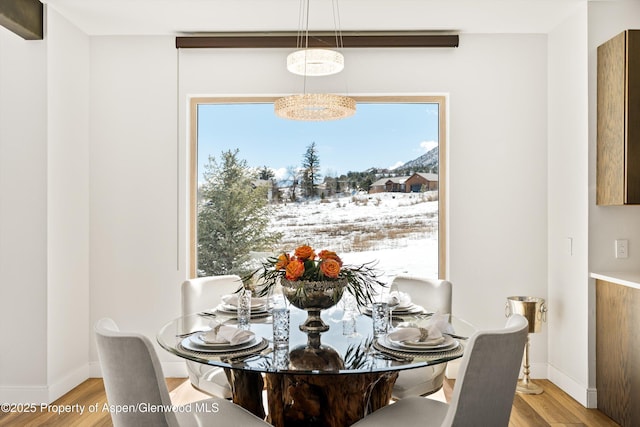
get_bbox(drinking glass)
[237,288,252,327]
[385,283,400,329]
[273,347,290,370]
[341,293,358,336]
[272,307,290,348]
[371,302,390,338]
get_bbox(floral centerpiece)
[245,245,385,332]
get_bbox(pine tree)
[301,142,321,198]
[197,149,281,276]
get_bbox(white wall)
[547,5,591,406]
[0,26,48,402]
[46,8,91,401]
[89,36,182,373]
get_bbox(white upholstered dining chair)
[181,275,242,399]
[352,314,529,427]
[94,317,270,427]
[390,275,453,399]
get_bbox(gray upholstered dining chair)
[181,275,242,399]
[390,275,453,399]
[94,317,270,427]
[351,314,528,427]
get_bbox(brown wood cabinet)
[595,279,640,426]
[597,30,640,205]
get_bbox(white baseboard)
[528,362,547,379]
[48,364,90,402]
[0,384,50,404]
[0,364,90,404]
[548,365,596,408]
[89,361,102,378]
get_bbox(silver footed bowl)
[281,279,346,333]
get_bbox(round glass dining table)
[157,305,474,427]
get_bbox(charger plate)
[178,337,268,358]
[386,334,458,351]
[363,304,428,316]
[373,338,464,360]
[190,333,256,349]
[215,304,271,317]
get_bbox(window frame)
[188,95,447,279]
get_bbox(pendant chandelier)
[275,0,356,121]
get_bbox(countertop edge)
[591,272,640,290]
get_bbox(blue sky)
[198,102,439,182]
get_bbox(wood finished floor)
[0,378,620,426]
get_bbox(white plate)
[216,304,269,314]
[195,332,255,347]
[392,305,427,315]
[182,335,258,352]
[379,335,459,352]
[364,304,427,316]
[221,296,267,309]
[390,334,456,350]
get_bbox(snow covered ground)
[267,192,439,283]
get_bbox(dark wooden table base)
[226,369,266,419]
[264,371,398,427]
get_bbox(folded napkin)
[387,291,412,309]
[387,312,452,345]
[201,324,255,345]
[427,311,452,333]
[221,294,266,308]
[387,325,445,346]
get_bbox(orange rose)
[274,253,290,270]
[285,259,305,281]
[294,245,316,261]
[319,259,341,279]
[318,250,343,266]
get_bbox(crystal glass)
[273,347,290,370]
[237,288,252,327]
[341,293,358,336]
[371,302,390,338]
[272,307,291,348]
[385,283,400,329]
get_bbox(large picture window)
[189,96,446,281]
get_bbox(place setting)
[362,288,430,318]
[178,322,268,357]
[200,293,272,320]
[372,312,464,359]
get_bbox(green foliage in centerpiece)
[244,245,385,307]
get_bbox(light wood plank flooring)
[0,378,619,426]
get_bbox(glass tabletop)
[157,305,475,375]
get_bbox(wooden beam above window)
[0,0,43,40]
[176,32,459,49]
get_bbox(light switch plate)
[615,239,629,259]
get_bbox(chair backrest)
[443,314,528,427]
[94,318,178,427]
[181,275,242,315]
[391,275,452,314]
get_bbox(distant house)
[369,172,438,193]
[369,176,408,193]
[405,172,438,192]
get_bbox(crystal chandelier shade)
[287,48,344,76]
[274,93,356,121]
